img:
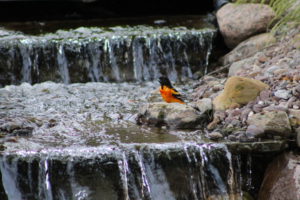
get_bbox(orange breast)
[159,87,184,104]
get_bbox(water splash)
[0,25,216,86]
[0,143,248,200]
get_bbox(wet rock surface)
[137,102,212,129]
[0,17,216,86]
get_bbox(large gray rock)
[216,3,275,48]
[247,111,292,138]
[222,33,276,65]
[137,102,211,129]
[258,152,300,200]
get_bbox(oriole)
[159,76,185,104]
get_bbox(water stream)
[0,16,216,86]
[0,15,280,199]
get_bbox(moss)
[235,0,300,34]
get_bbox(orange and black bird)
[159,76,185,104]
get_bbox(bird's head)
[159,76,173,88]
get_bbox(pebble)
[208,132,223,141]
[274,89,291,100]
[246,125,265,138]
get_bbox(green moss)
[235,0,300,34]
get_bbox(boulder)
[216,3,275,48]
[222,33,276,65]
[258,152,300,200]
[247,111,292,138]
[136,102,211,129]
[213,76,269,110]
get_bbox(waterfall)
[0,26,216,86]
[0,143,250,200]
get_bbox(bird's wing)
[170,88,185,101]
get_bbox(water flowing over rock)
[0,25,216,86]
[0,143,271,200]
[0,81,288,199]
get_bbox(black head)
[159,76,173,88]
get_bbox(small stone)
[195,98,213,113]
[253,104,264,113]
[240,108,252,123]
[265,66,280,75]
[263,105,288,112]
[246,125,265,138]
[228,134,237,141]
[208,132,223,141]
[258,55,268,63]
[293,105,300,109]
[289,109,300,127]
[274,89,291,100]
[273,68,289,75]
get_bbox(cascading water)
[0,22,216,86]
[0,143,246,200]
[0,15,285,200]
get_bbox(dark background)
[0,0,215,21]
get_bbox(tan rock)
[213,76,269,110]
[288,109,300,127]
[222,33,276,65]
[247,111,292,137]
[258,152,300,200]
[216,3,275,48]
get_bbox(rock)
[195,98,213,112]
[296,127,300,148]
[258,152,300,200]
[208,131,223,141]
[207,110,227,130]
[292,33,300,49]
[274,89,292,100]
[246,125,265,138]
[247,111,292,137]
[252,104,264,113]
[228,56,256,77]
[213,76,269,110]
[259,89,272,101]
[137,102,210,129]
[263,105,288,112]
[222,33,276,65]
[288,109,300,127]
[216,3,275,48]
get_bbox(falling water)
[0,25,216,86]
[0,143,250,200]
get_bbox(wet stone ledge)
[0,25,216,86]
[0,141,288,200]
